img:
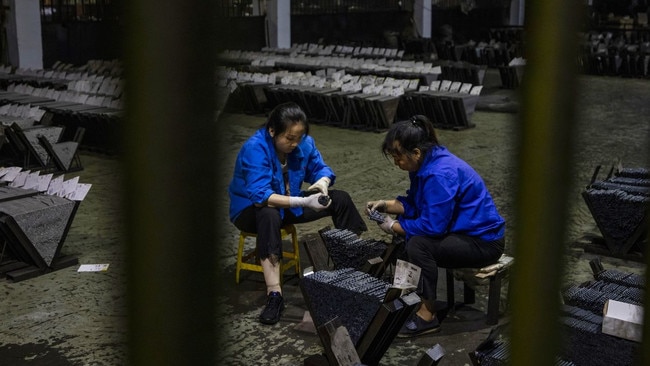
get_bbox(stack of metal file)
[0,184,83,281]
[582,167,649,256]
[301,267,420,366]
[318,227,387,270]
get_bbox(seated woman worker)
[366,115,505,337]
[229,102,367,325]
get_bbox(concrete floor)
[0,70,648,365]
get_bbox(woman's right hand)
[366,200,387,214]
[289,193,331,211]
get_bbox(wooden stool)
[235,224,300,284]
[445,255,514,325]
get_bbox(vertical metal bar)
[641,184,650,364]
[123,1,218,365]
[508,1,581,365]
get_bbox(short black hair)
[264,102,309,136]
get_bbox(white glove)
[289,193,331,211]
[378,215,397,235]
[307,177,331,196]
[366,200,387,215]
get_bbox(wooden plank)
[6,265,44,282]
[303,235,332,272]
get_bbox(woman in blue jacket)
[229,102,367,325]
[367,115,505,337]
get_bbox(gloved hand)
[289,193,331,211]
[366,200,387,215]
[378,215,397,235]
[308,177,331,196]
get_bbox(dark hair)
[264,102,309,136]
[381,115,438,158]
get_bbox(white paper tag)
[61,176,80,197]
[459,83,473,94]
[47,175,65,196]
[23,171,41,190]
[66,183,92,201]
[9,170,30,188]
[470,85,484,95]
[331,326,361,366]
[393,259,421,289]
[78,264,110,272]
[1,167,22,182]
[37,173,54,192]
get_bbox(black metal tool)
[367,210,385,223]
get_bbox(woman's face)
[270,122,306,156]
[389,141,422,172]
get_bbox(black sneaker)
[259,291,285,325]
[397,313,441,338]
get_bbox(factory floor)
[0,69,648,365]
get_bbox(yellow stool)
[235,224,300,284]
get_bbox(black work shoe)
[397,314,441,338]
[259,291,285,325]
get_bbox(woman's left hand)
[378,215,397,235]
[307,177,330,196]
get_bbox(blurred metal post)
[123,2,219,365]
[642,152,650,364]
[508,1,581,365]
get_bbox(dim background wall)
[41,21,122,68]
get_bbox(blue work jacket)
[229,128,335,222]
[396,145,505,242]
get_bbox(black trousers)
[405,233,504,301]
[233,189,368,261]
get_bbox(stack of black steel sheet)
[397,87,478,130]
[558,267,643,366]
[301,267,420,366]
[301,268,390,345]
[497,65,525,89]
[582,167,650,257]
[263,84,400,131]
[0,186,80,281]
[558,304,639,366]
[471,266,643,366]
[318,227,387,270]
[563,268,644,312]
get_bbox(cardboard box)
[602,299,644,342]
